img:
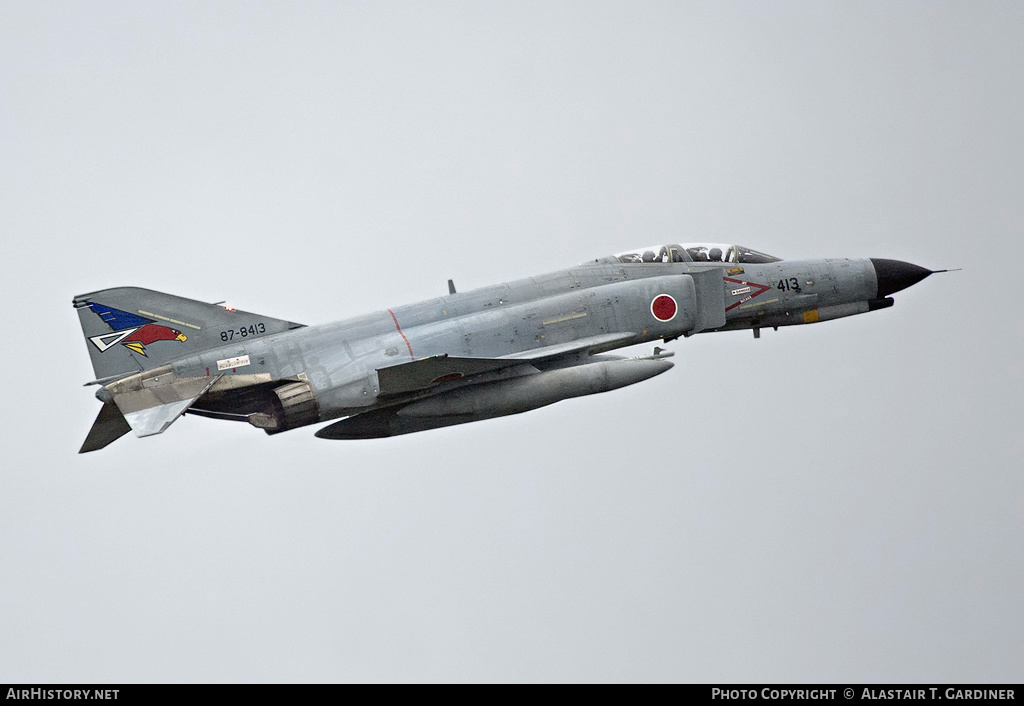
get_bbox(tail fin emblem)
[85,303,187,357]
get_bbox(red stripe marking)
[723,277,773,312]
[387,309,415,360]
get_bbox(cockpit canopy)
[613,243,782,265]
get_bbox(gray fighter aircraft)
[75,244,946,452]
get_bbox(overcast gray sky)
[1,0,1021,683]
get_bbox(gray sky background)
[1,1,1021,683]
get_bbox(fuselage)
[174,252,886,428]
[76,244,940,449]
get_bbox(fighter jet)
[74,244,947,452]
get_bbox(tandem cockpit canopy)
[612,243,782,264]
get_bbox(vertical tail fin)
[73,287,304,381]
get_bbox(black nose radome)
[870,258,934,298]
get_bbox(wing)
[375,332,636,396]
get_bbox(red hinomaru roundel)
[650,294,677,322]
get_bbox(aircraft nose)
[870,258,934,298]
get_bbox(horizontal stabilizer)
[80,400,132,453]
[109,374,220,437]
[375,332,636,397]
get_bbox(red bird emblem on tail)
[121,324,188,356]
[85,303,188,356]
